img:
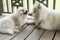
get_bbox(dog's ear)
[35,0,39,4]
[37,3,41,9]
[35,1,41,9]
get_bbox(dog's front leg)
[17,19,21,29]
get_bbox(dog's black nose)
[23,10,28,14]
[26,10,28,13]
[29,14,32,16]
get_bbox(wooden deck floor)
[0,24,60,40]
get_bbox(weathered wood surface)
[0,24,60,40]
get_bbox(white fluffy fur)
[0,7,27,34]
[32,1,60,30]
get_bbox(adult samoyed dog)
[31,1,60,30]
[0,7,28,34]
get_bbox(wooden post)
[29,0,33,12]
[46,0,48,7]
[0,0,3,15]
[23,0,27,9]
[53,0,56,9]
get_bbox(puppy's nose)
[23,10,28,14]
[26,10,28,13]
[29,14,32,16]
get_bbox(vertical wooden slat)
[27,0,29,10]
[11,0,13,12]
[53,0,56,9]
[33,0,35,4]
[46,0,48,7]
[27,0,33,12]
[55,0,60,10]
[48,0,53,9]
[6,0,9,12]
[21,0,23,7]
[0,0,3,15]
[23,0,27,9]
[7,0,12,12]
[29,0,33,12]
[2,0,7,12]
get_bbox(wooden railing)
[0,0,3,15]
[0,0,58,15]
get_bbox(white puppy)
[0,7,28,34]
[31,1,60,30]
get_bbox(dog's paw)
[15,26,21,30]
[6,29,14,34]
[8,31,14,35]
[14,29,20,33]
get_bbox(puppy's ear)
[35,0,39,4]
[35,0,41,9]
[37,3,41,9]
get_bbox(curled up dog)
[0,7,28,34]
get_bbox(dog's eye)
[22,10,24,12]
[20,14,22,15]
[23,12,27,14]
[20,13,22,15]
[34,10,37,12]
[23,10,28,14]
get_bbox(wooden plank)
[54,31,60,40]
[12,25,36,40]
[26,29,44,40]
[0,23,28,40]
[0,33,16,40]
[39,31,55,40]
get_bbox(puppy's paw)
[16,26,21,30]
[8,31,14,35]
[14,29,20,33]
[6,29,14,34]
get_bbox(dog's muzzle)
[23,10,28,14]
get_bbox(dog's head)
[28,1,41,17]
[18,7,28,14]
[27,1,41,24]
[17,7,28,18]
[33,1,41,14]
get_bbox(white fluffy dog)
[31,1,60,30]
[0,7,28,34]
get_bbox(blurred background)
[0,0,60,15]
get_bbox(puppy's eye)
[20,13,22,15]
[23,10,28,14]
[34,10,37,12]
[23,12,27,14]
[22,10,24,12]
[20,14,22,15]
